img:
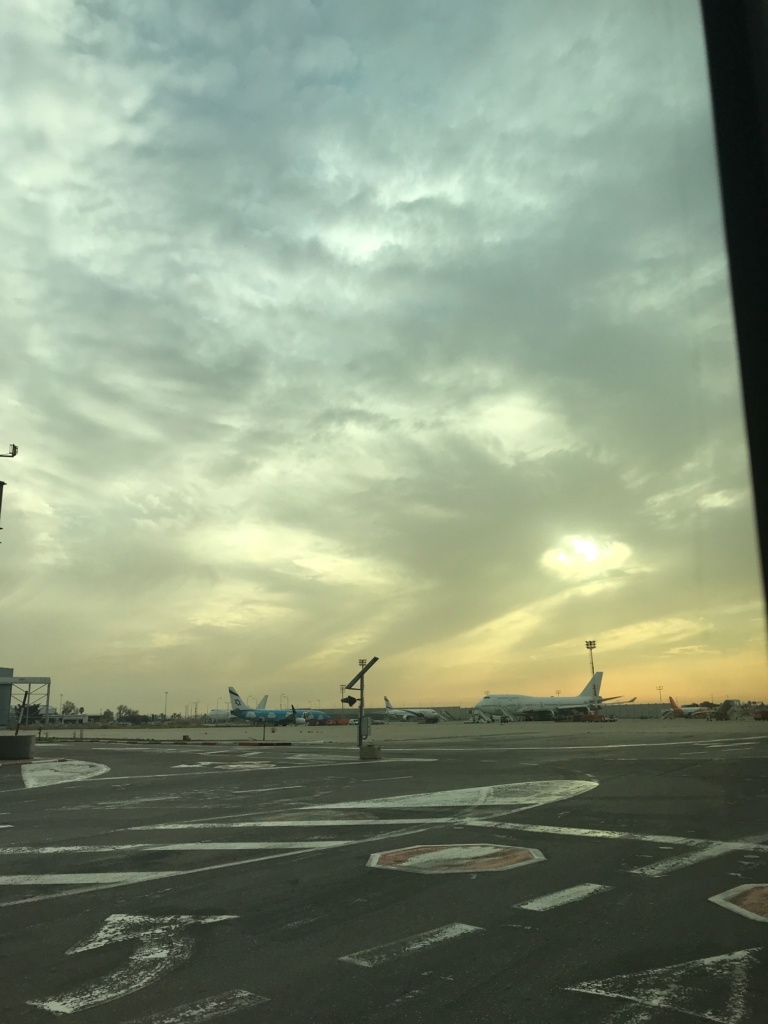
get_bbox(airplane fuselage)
[475,694,596,718]
[674,706,708,718]
[385,708,440,723]
[232,708,331,725]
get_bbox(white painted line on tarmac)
[0,825,432,908]
[127,818,452,830]
[93,769,294,782]
[463,819,708,846]
[518,883,611,911]
[354,775,413,783]
[340,923,483,967]
[126,989,268,1023]
[21,760,111,788]
[386,739,767,751]
[95,760,431,783]
[630,833,768,878]
[321,780,598,810]
[0,841,351,854]
[0,851,307,908]
[1,872,178,885]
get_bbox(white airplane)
[384,697,441,723]
[473,672,624,721]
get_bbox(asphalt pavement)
[1,724,767,1024]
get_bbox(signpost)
[341,657,379,748]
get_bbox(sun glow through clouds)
[541,536,634,581]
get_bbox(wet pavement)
[1,724,767,1023]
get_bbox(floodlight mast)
[585,640,597,677]
[0,445,18,543]
[342,656,379,747]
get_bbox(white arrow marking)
[21,760,110,788]
[566,948,760,1024]
[126,989,268,1023]
[28,914,236,1015]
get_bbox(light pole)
[0,445,18,545]
[656,685,664,704]
[585,640,597,677]
[556,690,561,697]
[164,692,168,717]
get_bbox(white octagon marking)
[368,843,545,873]
[709,884,768,923]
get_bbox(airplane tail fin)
[229,687,248,712]
[384,697,394,709]
[579,672,603,699]
[257,694,268,710]
[669,696,681,710]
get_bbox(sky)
[1,0,766,715]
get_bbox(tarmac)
[1,719,767,1023]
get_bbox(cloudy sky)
[1,0,766,715]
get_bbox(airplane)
[206,695,268,721]
[383,697,441,723]
[228,687,331,725]
[473,672,626,721]
[664,696,709,719]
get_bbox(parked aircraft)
[664,697,708,719]
[207,695,268,721]
[473,672,625,721]
[383,697,441,723]
[228,687,331,725]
